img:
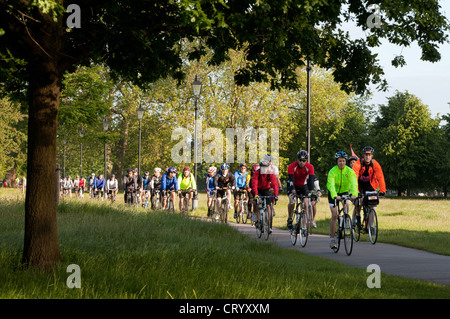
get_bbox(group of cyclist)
[59,145,386,250]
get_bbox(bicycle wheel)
[263,206,271,241]
[221,199,228,223]
[368,208,378,244]
[235,200,241,224]
[242,200,248,224]
[290,212,299,246]
[299,211,309,247]
[333,217,340,253]
[182,197,189,215]
[256,209,263,238]
[351,214,360,242]
[343,213,353,256]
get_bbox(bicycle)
[163,190,175,212]
[179,189,192,215]
[216,187,230,223]
[353,191,381,244]
[107,189,117,203]
[125,188,135,206]
[255,195,276,241]
[289,193,311,247]
[142,189,151,208]
[151,189,162,210]
[332,194,354,256]
[235,188,249,224]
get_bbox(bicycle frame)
[334,195,353,255]
[256,195,277,240]
[290,194,311,247]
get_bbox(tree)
[0,0,448,270]
[372,91,442,195]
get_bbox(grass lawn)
[0,188,449,299]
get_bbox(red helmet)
[183,166,190,171]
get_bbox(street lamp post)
[306,60,311,162]
[136,105,145,177]
[103,119,109,198]
[191,75,202,211]
[79,128,84,177]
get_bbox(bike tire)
[242,200,248,224]
[263,207,270,241]
[352,215,361,242]
[290,212,299,246]
[343,214,353,256]
[299,211,309,247]
[333,217,340,253]
[368,208,378,244]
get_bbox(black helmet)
[362,146,374,155]
[297,150,308,160]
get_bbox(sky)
[343,1,450,118]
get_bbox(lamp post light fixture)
[136,105,145,177]
[191,75,202,210]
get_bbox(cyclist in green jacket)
[326,151,358,249]
[178,167,197,211]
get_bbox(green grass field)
[0,188,449,299]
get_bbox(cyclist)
[248,164,259,221]
[132,168,142,205]
[150,167,162,209]
[106,174,118,201]
[251,160,279,233]
[123,168,137,204]
[214,163,236,213]
[264,154,282,191]
[88,173,96,198]
[64,176,73,197]
[141,171,151,207]
[73,176,80,198]
[352,146,386,228]
[161,167,178,210]
[286,150,316,230]
[309,174,322,228]
[79,175,85,197]
[205,166,217,217]
[178,166,197,211]
[233,162,251,219]
[94,173,105,199]
[348,155,358,169]
[326,151,358,249]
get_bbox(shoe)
[269,228,272,234]
[287,218,293,230]
[234,211,237,218]
[329,238,337,249]
[207,208,211,217]
[312,220,317,228]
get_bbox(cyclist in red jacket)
[251,160,279,233]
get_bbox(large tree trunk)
[22,15,64,270]
[22,57,62,270]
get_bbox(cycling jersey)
[178,172,196,190]
[142,177,151,190]
[234,170,250,188]
[205,173,216,194]
[352,158,386,193]
[214,170,235,188]
[287,161,315,189]
[107,179,118,190]
[151,175,162,190]
[251,166,279,196]
[123,175,137,190]
[94,177,105,189]
[161,173,178,191]
[326,165,358,199]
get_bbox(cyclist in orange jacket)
[352,146,386,227]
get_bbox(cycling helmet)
[335,151,348,159]
[154,167,161,173]
[348,155,358,162]
[264,154,274,162]
[297,150,308,160]
[208,166,217,172]
[111,174,115,178]
[91,173,95,176]
[221,163,229,170]
[259,160,270,167]
[127,168,132,173]
[240,162,247,168]
[363,146,374,155]
[183,166,190,171]
[168,167,177,174]
[144,171,149,175]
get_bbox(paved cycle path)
[229,222,450,286]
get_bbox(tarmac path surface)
[229,222,450,286]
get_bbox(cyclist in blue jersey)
[141,171,151,207]
[94,173,105,199]
[205,166,217,217]
[233,162,251,218]
[161,167,178,209]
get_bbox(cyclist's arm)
[348,168,358,197]
[251,170,259,196]
[373,160,386,193]
[326,167,337,199]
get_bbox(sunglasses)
[299,159,307,162]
